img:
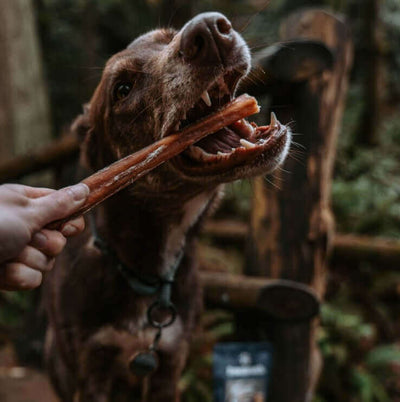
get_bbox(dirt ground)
[0,343,57,402]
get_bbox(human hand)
[0,183,89,290]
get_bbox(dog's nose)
[180,12,235,66]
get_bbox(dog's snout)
[180,12,234,66]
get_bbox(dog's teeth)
[201,152,215,161]
[217,151,229,156]
[190,146,204,158]
[240,138,256,149]
[201,91,212,107]
[244,119,256,134]
[217,76,230,94]
[190,145,215,160]
[270,111,279,126]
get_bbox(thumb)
[31,183,89,228]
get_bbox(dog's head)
[76,12,291,192]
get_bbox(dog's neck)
[93,185,219,276]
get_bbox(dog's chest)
[161,191,212,272]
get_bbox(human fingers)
[0,184,54,199]
[60,216,85,237]
[0,262,43,291]
[30,183,89,228]
[30,230,67,257]
[14,245,55,272]
[21,186,55,199]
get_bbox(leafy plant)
[316,273,400,402]
[180,310,234,402]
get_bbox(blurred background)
[0,0,400,401]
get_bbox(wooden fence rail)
[200,271,319,321]
[203,220,400,270]
[0,134,79,182]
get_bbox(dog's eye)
[115,82,132,100]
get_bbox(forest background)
[1,0,400,401]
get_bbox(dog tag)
[129,351,159,376]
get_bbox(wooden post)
[243,9,353,402]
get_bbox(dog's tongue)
[195,118,256,154]
[196,127,240,153]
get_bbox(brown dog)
[44,12,291,402]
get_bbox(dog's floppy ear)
[71,103,99,170]
[71,104,91,142]
[72,77,115,170]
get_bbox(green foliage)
[317,298,394,402]
[215,179,253,220]
[316,265,400,401]
[349,368,391,402]
[180,310,234,402]
[0,291,33,329]
[366,345,400,373]
[383,0,400,98]
[332,86,400,238]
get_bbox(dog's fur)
[44,12,291,401]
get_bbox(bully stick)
[48,94,260,230]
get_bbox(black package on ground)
[213,342,273,402]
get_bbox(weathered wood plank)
[0,135,79,183]
[200,271,319,320]
[204,220,400,270]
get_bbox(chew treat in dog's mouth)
[48,94,260,230]
[171,72,288,174]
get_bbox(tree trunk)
[358,0,384,146]
[244,9,353,402]
[358,0,385,146]
[0,0,51,166]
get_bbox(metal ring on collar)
[147,301,177,329]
